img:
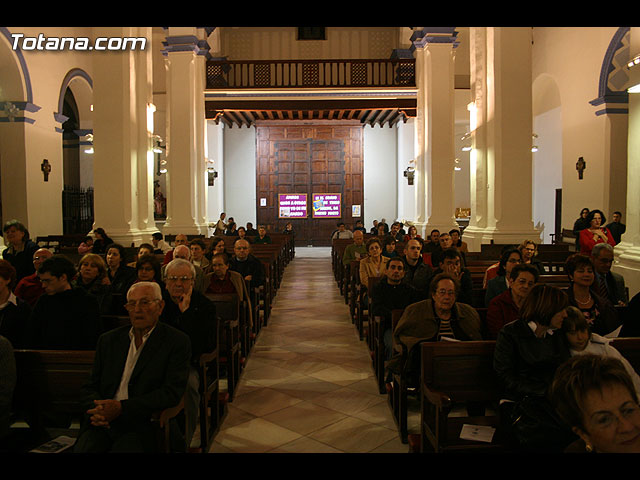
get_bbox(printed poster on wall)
[278,194,308,218]
[312,193,341,218]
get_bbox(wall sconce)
[404,166,415,185]
[206,158,218,186]
[531,133,539,153]
[460,132,472,151]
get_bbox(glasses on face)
[435,289,456,297]
[590,403,640,431]
[166,275,194,283]
[125,298,159,310]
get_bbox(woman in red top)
[579,209,615,255]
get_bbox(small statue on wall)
[41,159,51,182]
[576,156,586,180]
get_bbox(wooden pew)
[10,349,183,453]
[195,320,222,454]
[387,308,409,443]
[418,341,509,453]
[205,294,242,402]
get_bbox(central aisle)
[210,247,407,453]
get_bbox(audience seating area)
[5,231,295,453]
[331,234,640,452]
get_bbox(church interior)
[2,26,640,454]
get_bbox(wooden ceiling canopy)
[204,98,417,128]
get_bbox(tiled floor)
[209,247,410,453]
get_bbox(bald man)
[14,248,54,306]
[162,234,188,265]
[162,245,206,294]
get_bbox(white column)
[162,27,210,235]
[91,26,155,246]
[411,28,460,238]
[463,27,540,251]
[613,27,640,298]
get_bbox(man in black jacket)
[401,238,432,296]
[229,238,265,290]
[160,258,217,448]
[75,281,191,452]
[27,255,102,350]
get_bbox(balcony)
[205,58,416,89]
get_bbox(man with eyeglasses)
[591,243,627,306]
[26,255,102,350]
[74,281,191,453]
[162,244,206,294]
[387,272,482,386]
[160,258,217,449]
[14,248,53,307]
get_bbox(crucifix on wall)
[41,159,51,182]
[576,156,586,180]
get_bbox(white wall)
[223,126,256,227]
[533,107,563,243]
[206,121,225,225]
[363,124,397,227]
[396,119,415,224]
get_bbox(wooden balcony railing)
[205,58,415,89]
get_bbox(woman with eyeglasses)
[485,247,522,307]
[579,209,616,255]
[518,240,545,275]
[550,354,640,453]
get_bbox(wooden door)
[256,121,363,246]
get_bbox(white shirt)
[0,292,17,310]
[114,326,156,401]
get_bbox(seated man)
[205,252,253,325]
[245,222,259,236]
[189,238,210,273]
[162,245,206,294]
[163,233,189,265]
[389,222,404,242]
[422,229,441,254]
[401,238,433,297]
[370,257,421,364]
[591,243,627,306]
[342,230,367,267]
[26,255,102,350]
[432,248,474,306]
[331,222,354,240]
[151,232,172,255]
[74,282,191,453]
[387,273,482,386]
[229,239,265,292]
[14,248,53,307]
[160,259,217,448]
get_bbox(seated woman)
[493,284,574,451]
[135,254,165,288]
[549,354,640,453]
[450,229,468,254]
[282,222,295,236]
[253,225,272,245]
[572,207,590,249]
[92,227,114,255]
[105,243,137,298]
[236,227,251,244]
[562,306,640,396]
[565,254,621,337]
[205,236,227,262]
[486,263,539,340]
[127,243,155,268]
[359,237,389,289]
[0,259,31,348]
[579,209,616,255]
[224,222,238,236]
[402,225,421,243]
[189,238,210,273]
[77,236,94,255]
[381,236,398,259]
[72,253,113,315]
[518,239,545,275]
[205,252,253,326]
[485,247,522,307]
[2,220,39,282]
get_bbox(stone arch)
[0,27,32,104]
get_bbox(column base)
[461,226,542,252]
[613,242,640,299]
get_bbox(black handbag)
[510,395,576,452]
